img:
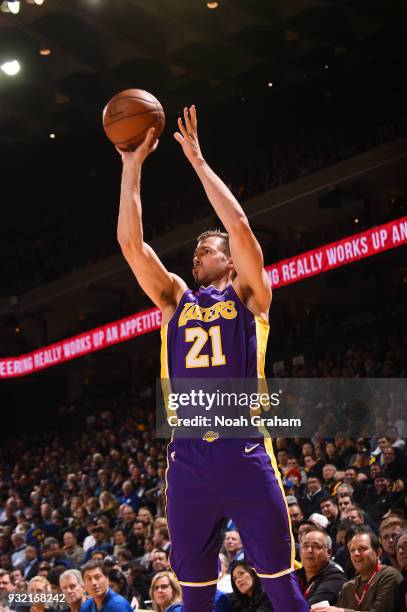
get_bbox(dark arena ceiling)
[0,0,406,147]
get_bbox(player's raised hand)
[116,127,159,165]
[174,105,204,165]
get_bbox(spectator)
[62,532,84,569]
[118,483,140,513]
[382,446,407,481]
[27,576,53,612]
[0,570,15,601]
[395,531,407,611]
[299,475,329,518]
[126,563,150,605]
[80,561,132,612]
[361,472,396,524]
[42,538,71,569]
[21,545,39,581]
[289,505,304,536]
[137,537,154,570]
[116,507,136,540]
[322,465,338,495]
[9,534,26,569]
[60,569,86,612]
[83,528,112,562]
[297,528,346,606]
[379,516,407,570]
[37,562,51,578]
[229,561,273,611]
[217,554,233,594]
[108,569,140,610]
[320,497,340,549]
[116,549,132,574]
[149,571,182,612]
[112,529,128,557]
[395,530,407,573]
[149,549,170,578]
[152,528,170,554]
[10,568,25,591]
[346,506,365,526]
[338,496,353,519]
[324,443,346,470]
[222,532,244,565]
[99,493,118,516]
[317,527,403,612]
[136,509,153,537]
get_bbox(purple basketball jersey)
[161,283,269,379]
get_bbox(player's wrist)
[190,155,206,170]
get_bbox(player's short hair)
[196,229,230,256]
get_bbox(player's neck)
[202,273,233,291]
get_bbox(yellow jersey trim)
[262,433,297,572]
[257,560,302,579]
[178,579,219,587]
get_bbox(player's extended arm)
[174,106,271,314]
[117,127,187,312]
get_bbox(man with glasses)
[315,527,403,612]
[297,528,346,607]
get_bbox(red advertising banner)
[265,216,407,287]
[1,216,406,379]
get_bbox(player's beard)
[193,266,215,287]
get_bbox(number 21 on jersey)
[185,325,226,368]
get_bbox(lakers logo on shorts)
[203,431,220,442]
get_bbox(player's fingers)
[183,106,193,135]
[145,126,156,145]
[115,145,125,157]
[177,116,188,138]
[173,131,184,144]
[190,105,197,132]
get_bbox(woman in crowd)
[27,576,54,612]
[149,571,182,612]
[230,561,273,611]
[108,568,141,610]
[137,507,154,537]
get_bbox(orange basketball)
[102,89,165,151]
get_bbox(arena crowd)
[0,313,406,611]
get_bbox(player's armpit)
[120,242,187,311]
[229,221,272,314]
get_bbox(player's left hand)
[174,105,204,166]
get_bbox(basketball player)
[116,106,308,612]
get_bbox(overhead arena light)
[0,59,21,75]
[8,0,20,14]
